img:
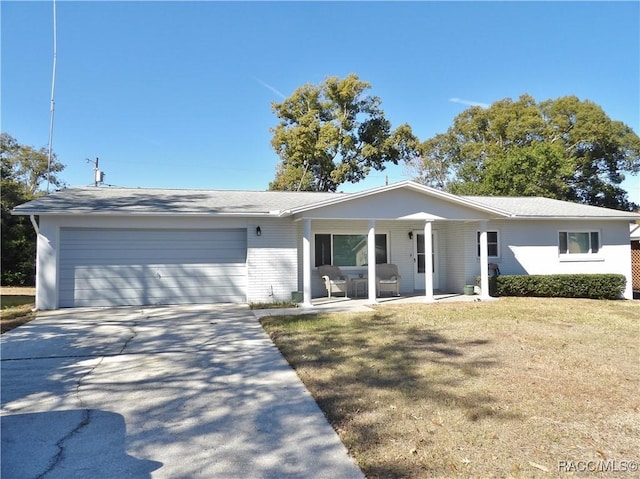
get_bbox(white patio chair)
[318,265,350,298]
[376,263,401,296]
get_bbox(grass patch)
[260,297,639,478]
[2,295,35,308]
[249,301,299,310]
[1,287,36,334]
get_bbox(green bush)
[488,274,626,300]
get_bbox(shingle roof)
[12,183,639,220]
[461,196,639,219]
[11,187,343,216]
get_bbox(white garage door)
[59,228,247,307]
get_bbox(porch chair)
[488,263,501,276]
[318,265,350,298]
[376,263,401,296]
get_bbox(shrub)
[491,274,626,300]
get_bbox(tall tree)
[1,133,66,285]
[407,95,640,210]
[269,74,418,192]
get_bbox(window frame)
[476,230,500,259]
[558,230,601,258]
[313,232,390,268]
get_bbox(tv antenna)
[46,0,58,193]
[86,157,105,186]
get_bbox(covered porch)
[298,218,497,307]
[284,183,509,308]
[311,291,483,306]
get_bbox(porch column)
[302,218,313,307]
[367,220,377,304]
[478,221,491,300]
[423,220,435,302]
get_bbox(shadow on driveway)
[1,410,162,479]
[1,304,364,479]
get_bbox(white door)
[413,231,439,290]
[59,228,247,307]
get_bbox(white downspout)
[29,215,40,310]
[30,214,39,235]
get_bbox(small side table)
[351,277,368,298]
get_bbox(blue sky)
[2,1,639,203]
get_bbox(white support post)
[32,217,57,310]
[302,218,313,307]
[479,221,491,300]
[367,220,377,304]
[424,220,434,302]
[30,215,41,310]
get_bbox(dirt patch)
[1,286,36,296]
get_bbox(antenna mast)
[46,0,58,193]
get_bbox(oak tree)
[407,95,640,210]
[269,74,418,192]
[1,133,66,284]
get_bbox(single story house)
[12,181,640,309]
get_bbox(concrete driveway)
[1,304,364,479]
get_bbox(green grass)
[2,295,35,309]
[1,288,36,334]
[249,300,299,310]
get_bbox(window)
[476,231,499,258]
[559,231,600,255]
[314,234,388,267]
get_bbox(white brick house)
[12,181,639,309]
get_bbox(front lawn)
[1,287,36,334]
[260,297,639,478]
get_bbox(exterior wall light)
[408,231,413,240]
[256,226,262,236]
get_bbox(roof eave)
[11,209,279,218]
[509,215,640,221]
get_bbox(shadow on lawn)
[265,309,520,478]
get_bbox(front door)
[413,231,439,290]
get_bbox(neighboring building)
[12,181,639,309]
[631,223,640,294]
